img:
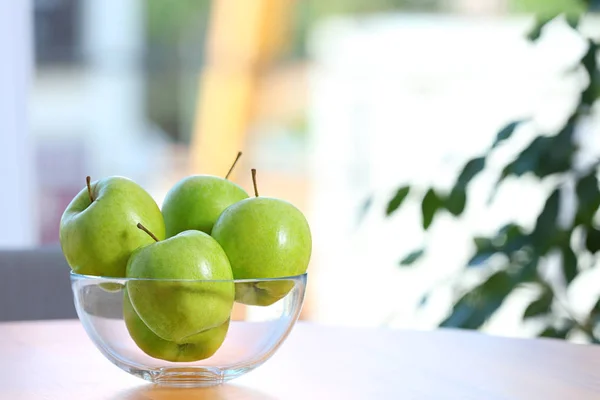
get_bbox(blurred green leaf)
[589,298,600,326]
[541,116,578,174]
[539,318,576,339]
[473,237,493,249]
[523,286,553,318]
[531,189,561,253]
[560,245,578,283]
[468,237,495,266]
[575,169,600,225]
[468,252,495,267]
[499,117,576,185]
[540,325,573,339]
[526,15,554,41]
[585,227,600,253]
[467,224,529,267]
[443,156,486,217]
[582,38,598,72]
[491,121,526,150]
[581,40,599,107]
[588,298,600,338]
[399,249,425,266]
[515,253,540,282]
[456,157,486,188]
[499,224,530,253]
[593,297,600,313]
[500,136,551,180]
[445,188,466,216]
[440,271,515,329]
[421,189,442,229]
[565,13,582,29]
[386,186,410,216]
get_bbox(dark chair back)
[0,247,76,321]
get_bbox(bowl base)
[152,367,223,387]
[132,366,248,388]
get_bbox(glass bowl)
[70,272,307,387]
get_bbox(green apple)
[123,289,229,362]
[233,278,298,306]
[211,169,311,306]
[59,176,165,278]
[161,152,249,237]
[126,229,235,342]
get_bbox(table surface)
[2,320,600,400]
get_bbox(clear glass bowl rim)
[70,271,308,284]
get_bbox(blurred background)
[2,0,600,341]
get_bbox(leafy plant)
[387,6,600,341]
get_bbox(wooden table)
[2,320,600,399]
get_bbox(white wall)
[0,1,35,248]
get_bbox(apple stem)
[137,223,159,242]
[86,176,94,203]
[225,151,243,180]
[251,168,259,197]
